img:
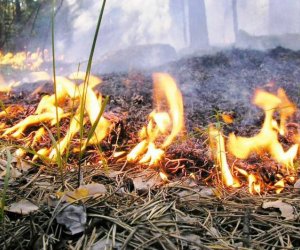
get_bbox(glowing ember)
[126,73,184,166]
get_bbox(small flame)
[209,126,240,188]
[248,174,261,194]
[0,49,47,70]
[127,73,184,166]
[236,167,261,194]
[274,179,285,194]
[159,172,169,182]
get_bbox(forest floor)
[0,47,300,249]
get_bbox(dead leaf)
[178,190,200,201]
[133,175,160,191]
[262,200,296,220]
[7,199,39,215]
[91,239,122,250]
[199,187,216,197]
[0,167,22,179]
[16,160,33,172]
[83,183,107,195]
[294,179,300,190]
[57,183,107,203]
[56,204,86,235]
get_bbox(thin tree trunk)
[187,0,209,50]
[232,0,238,42]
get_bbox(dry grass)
[1,153,300,250]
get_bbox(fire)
[228,89,298,172]
[127,73,184,166]
[209,126,240,187]
[1,72,110,161]
[210,88,298,194]
[0,49,47,70]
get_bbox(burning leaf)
[6,199,39,215]
[262,200,295,220]
[56,204,86,235]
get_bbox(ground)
[0,47,300,249]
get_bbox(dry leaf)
[199,187,216,197]
[7,199,38,215]
[133,175,160,191]
[91,239,122,250]
[16,160,33,172]
[178,190,200,201]
[294,179,300,190]
[83,183,107,195]
[262,200,296,220]
[57,183,107,203]
[0,167,22,180]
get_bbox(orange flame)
[1,72,110,161]
[0,49,46,70]
[228,89,298,172]
[127,73,184,166]
[209,126,240,187]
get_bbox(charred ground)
[1,47,300,249]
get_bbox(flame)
[127,73,184,166]
[209,126,240,187]
[228,89,298,172]
[274,179,285,194]
[1,72,110,161]
[0,49,47,70]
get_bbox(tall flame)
[209,126,240,187]
[126,73,184,166]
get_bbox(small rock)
[56,205,86,235]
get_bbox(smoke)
[13,0,300,74]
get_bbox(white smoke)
[55,0,300,68]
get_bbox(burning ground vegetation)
[0,48,300,249]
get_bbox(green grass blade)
[42,124,65,189]
[0,149,12,221]
[77,0,107,187]
[51,0,61,144]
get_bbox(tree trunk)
[186,0,209,50]
[15,0,21,23]
[232,0,238,42]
